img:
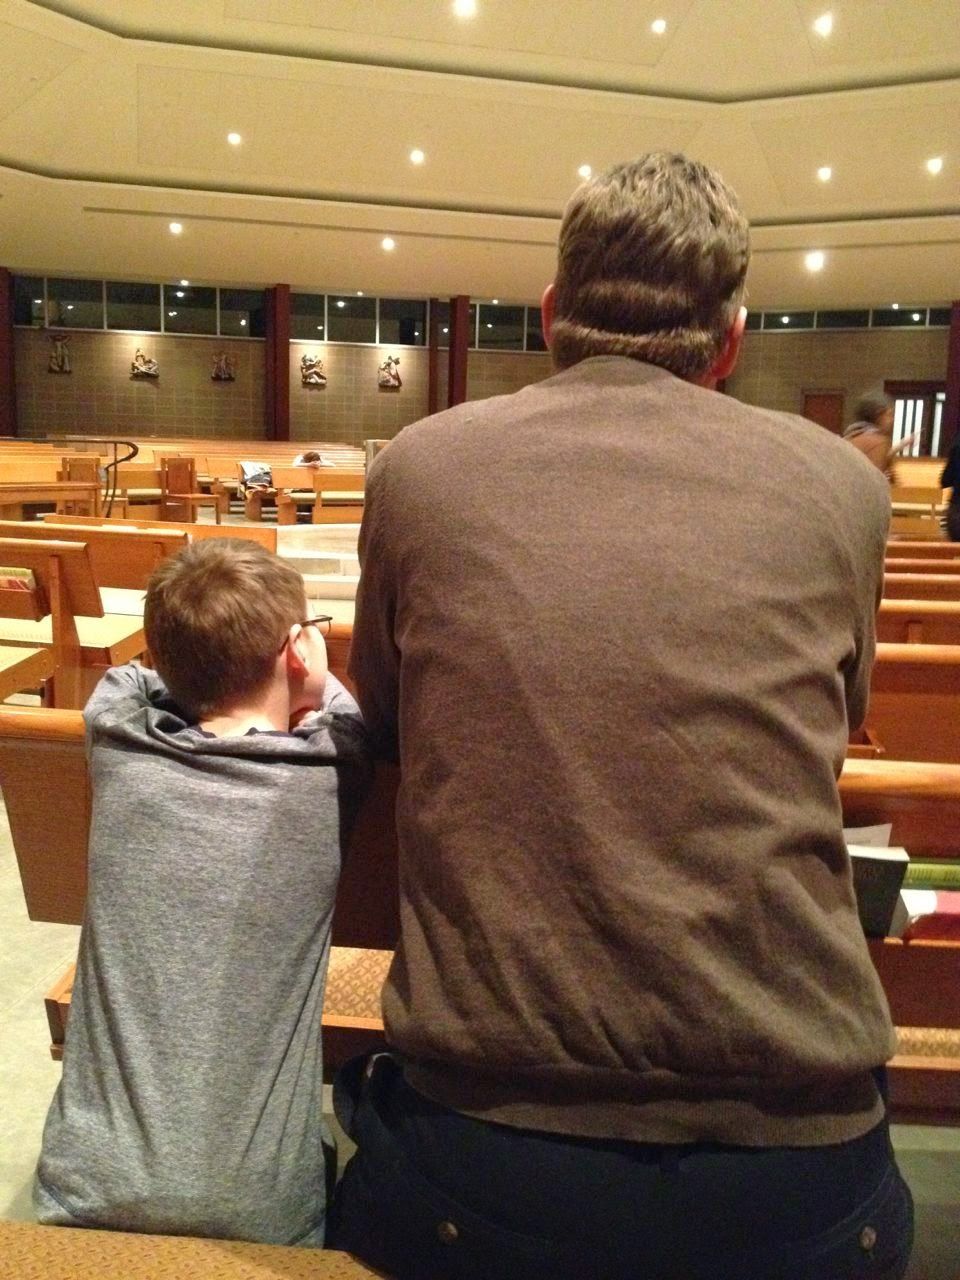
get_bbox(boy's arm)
[348,456,401,762]
[83,662,170,732]
[292,673,361,731]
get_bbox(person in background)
[844,391,916,476]
[35,540,369,1247]
[940,432,960,540]
[333,152,913,1280]
[293,450,335,468]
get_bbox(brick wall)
[13,325,949,442]
[288,343,429,445]
[13,330,265,439]
[728,328,949,418]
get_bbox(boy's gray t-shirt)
[35,664,369,1245]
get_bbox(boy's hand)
[289,706,316,730]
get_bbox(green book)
[903,860,960,889]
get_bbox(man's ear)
[710,306,747,381]
[541,283,556,350]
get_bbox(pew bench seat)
[0,1220,384,1279]
[0,644,54,700]
[98,587,146,617]
[0,614,145,666]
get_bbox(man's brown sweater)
[349,356,895,1148]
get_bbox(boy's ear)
[283,625,308,678]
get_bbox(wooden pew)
[0,539,145,707]
[877,600,960,644]
[883,572,960,601]
[886,540,958,559]
[887,557,960,575]
[0,520,186,598]
[865,644,960,763]
[271,468,365,526]
[0,1219,382,1277]
[42,513,278,553]
[0,479,101,520]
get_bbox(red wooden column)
[264,284,291,441]
[943,300,960,455]
[0,269,17,438]
[427,297,440,416]
[447,295,470,408]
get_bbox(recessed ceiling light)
[577,164,592,180]
[409,148,425,165]
[381,237,396,251]
[414,330,420,336]
[169,222,183,235]
[805,250,826,272]
[781,315,791,325]
[336,300,346,308]
[168,310,177,317]
[912,312,922,321]
[452,0,477,16]
[926,156,944,175]
[33,298,41,304]
[492,298,499,305]
[227,132,242,146]
[179,279,189,286]
[651,18,667,35]
[176,290,185,298]
[817,166,832,182]
[486,322,493,329]
[66,304,74,310]
[891,303,900,310]
[356,291,364,296]
[316,325,323,331]
[813,12,833,37]
[442,326,449,334]
[240,319,247,326]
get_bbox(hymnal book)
[846,844,910,938]
[897,889,960,942]
[903,860,960,891]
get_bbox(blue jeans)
[329,1054,913,1280]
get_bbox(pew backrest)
[0,707,400,948]
[0,521,186,589]
[42,513,278,552]
[884,573,960,601]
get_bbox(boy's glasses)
[278,615,333,652]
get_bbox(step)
[303,573,359,601]
[281,549,361,576]
[279,552,345,576]
[277,524,361,555]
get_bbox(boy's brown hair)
[145,539,306,718]
[551,152,750,379]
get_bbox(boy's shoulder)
[85,664,370,769]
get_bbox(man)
[336,153,913,1280]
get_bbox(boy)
[35,539,368,1246]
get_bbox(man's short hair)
[551,152,750,378]
[145,539,306,719]
[854,390,894,425]
[300,450,322,463]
